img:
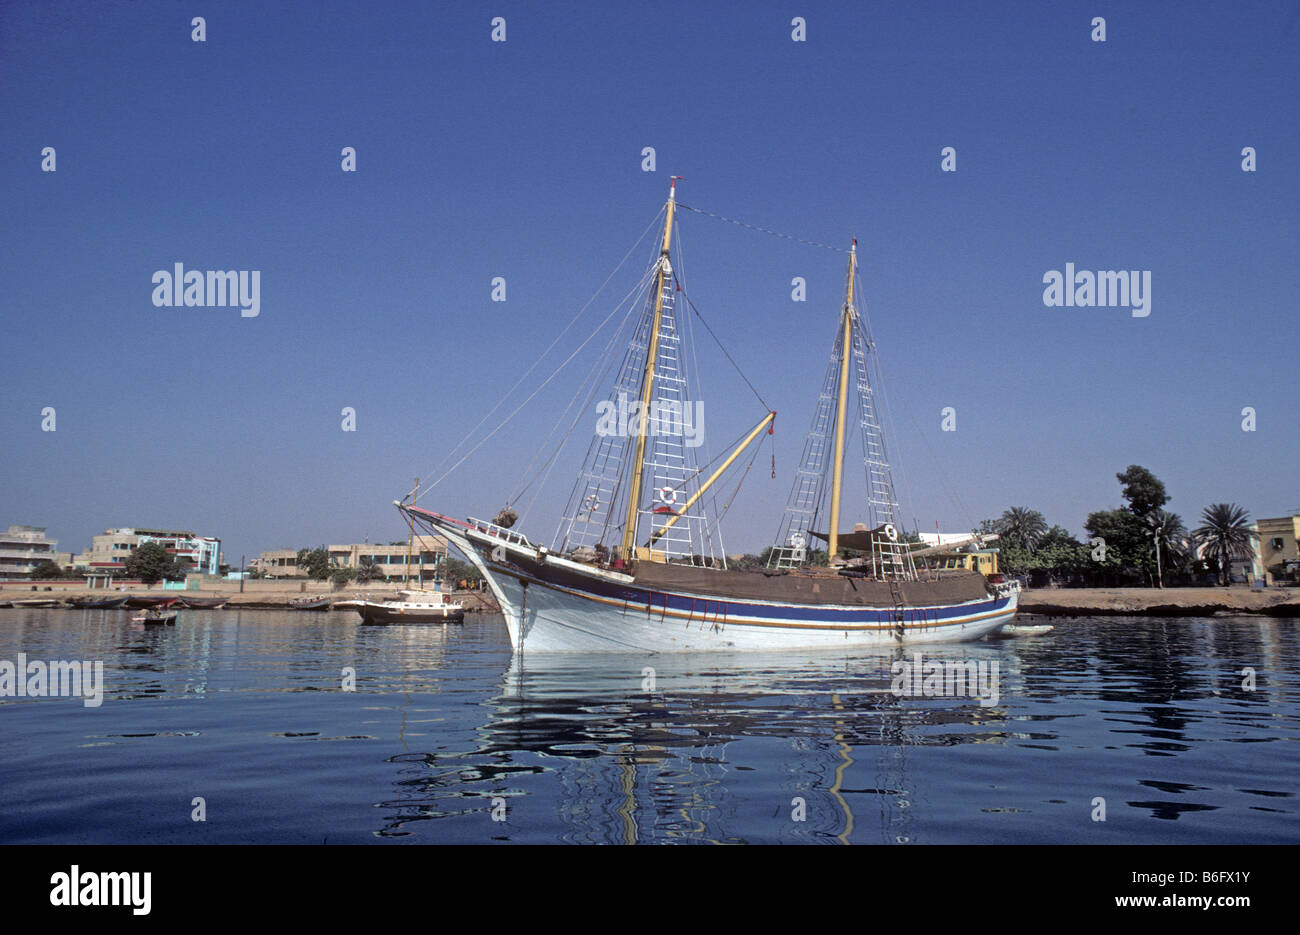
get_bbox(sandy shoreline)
[4,584,1297,618]
[1019,587,1300,618]
[0,585,500,613]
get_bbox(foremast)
[619,177,678,561]
[557,178,768,567]
[826,242,856,560]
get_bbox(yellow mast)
[405,477,418,584]
[827,240,856,561]
[648,410,776,546]
[620,177,680,560]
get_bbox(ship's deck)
[628,562,991,608]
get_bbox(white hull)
[411,512,1016,653]
[491,572,1015,652]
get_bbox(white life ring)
[790,532,806,549]
[583,493,601,512]
[883,523,898,541]
[658,486,678,505]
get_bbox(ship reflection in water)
[374,615,1297,844]
[384,647,1016,844]
[0,609,1294,844]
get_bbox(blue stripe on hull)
[490,563,1016,652]
[491,561,1011,627]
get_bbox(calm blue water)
[0,608,1296,844]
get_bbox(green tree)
[1037,525,1080,550]
[1033,526,1087,584]
[125,542,174,585]
[30,559,66,579]
[442,556,483,587]
[355,556,383,583]
[1193,504,1255,586]
[998,526,1083,584]
[300,547,331,581]
[331,566,356,588]
[1117,465,1169,518]
[1083,467,1175,585]
[994,507,1048,551]
[1084,509,1147,583]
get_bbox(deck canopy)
[808,525,895,552]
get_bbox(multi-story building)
[254,536,448,582]
[77,528,222,576]
[251,549,306,577]
[0,525,62,580]
[333,537,448,582]
[1257,514,1300,585]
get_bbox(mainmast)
[620,177,680,560]
[826,240,856,560]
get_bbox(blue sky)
[2,0,1297,562]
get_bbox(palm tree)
[355,556,381,583]
[1193,503,1255,586]
[995,507,1048,552]
[1144,509,1187,588]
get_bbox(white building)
[0,525,63,580]
[77,527,222,576]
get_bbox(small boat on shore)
[289,596,332,611]
[132,609,177,625]
[176,596,227,609]
[125,596,179,609]
[9,598,63,607]
[70,595,130,609]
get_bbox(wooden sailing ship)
[401,180,1017,651]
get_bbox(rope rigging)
[676,202,850,254]
[413,208,667,496]
[413,198,825,565]
[676,278,771,413]
[422,262,660,494]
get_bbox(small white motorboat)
[340,590,465,624]
[999,623,1054,637]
